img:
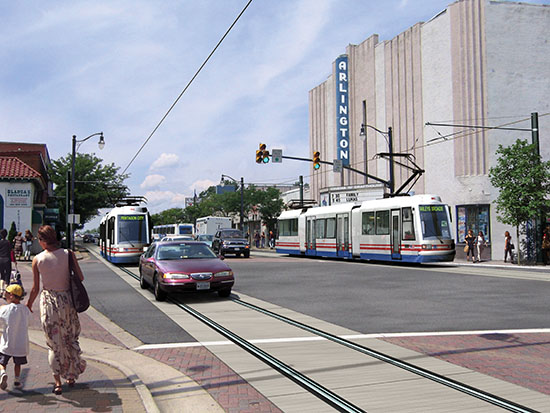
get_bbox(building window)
[456,205,491,243]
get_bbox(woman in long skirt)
[26,225,86,395]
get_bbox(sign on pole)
[68,214,80,224]
[272,149,283,163]
[333,159,343,173]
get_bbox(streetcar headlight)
[214,270,233,278]
[422,244,433,250]
[163,273,190,279]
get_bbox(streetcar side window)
[362,211,375,235]
[402,207,415,240]
[279,219,298,237]
[376,210,390,235]
[315,219,326,238]
[326,218,336,239]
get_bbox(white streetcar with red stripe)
[99,197,151,264]
[276,194,455,263]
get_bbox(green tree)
[49,153,129,228]
[251,187,284,231]
[150,208,186,226]
[8,221,17,244]
[489,139,550,264]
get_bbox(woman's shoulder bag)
[68,250,90,313]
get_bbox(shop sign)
[6,188,31,207]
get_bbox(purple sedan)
[139,241,234,301]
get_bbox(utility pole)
[299,175,304,208]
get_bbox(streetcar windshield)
[419,205,451,239]
[118,215,147,243]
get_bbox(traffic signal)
[256,143,266,164]
[262,150,270,163]
[313,151,321,170]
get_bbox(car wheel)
[153,274,167,301]
[244,251,250,258]
[218,288,231,298]
[139,267,148,289]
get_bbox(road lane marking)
[133,327,550,350]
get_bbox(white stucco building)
[309,0,550,259]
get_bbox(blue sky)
[2,0,547,227]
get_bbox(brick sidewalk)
[383,332,550,395]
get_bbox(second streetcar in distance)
[276,194,455,264]
[99,204,151,264]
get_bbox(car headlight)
[163,273,190,279]
[214,270,233,278]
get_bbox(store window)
[456,205,490,243]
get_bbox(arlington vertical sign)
[336,55,349,166]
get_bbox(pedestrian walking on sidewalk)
[269,230,275,249]
[261,232,266,248]
[254,231,260,248]
[23,230,34,261]
[13,233,23,261]
[0,229,16,297]
[475,231,488,263]
[504,231,513,263]
[26,225,86,395]
[464,229,476,262]
[0,284,30,391]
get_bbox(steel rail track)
[120,266,365,413]
[231,298,537,413]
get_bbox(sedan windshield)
[157,244,217,260]
[221,230,243,238]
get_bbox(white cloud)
[190,179,217,193]
[140,174,166,188]
[150,153,179,170]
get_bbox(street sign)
[68,214,80,224]
[333,159,343,172]
[272,149,283,163]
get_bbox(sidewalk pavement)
[1,258,282,413]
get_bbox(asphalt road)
[81,247,550,343]
[226,255,550,334]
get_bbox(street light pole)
[220,174,244,232]
[69,132,105,250]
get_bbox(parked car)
[138,241,234,301]
[212,229,250,258]
[83,234,96,243]
[196,234,214,248]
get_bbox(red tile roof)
[0,157,41,179]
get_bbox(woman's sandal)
[52,385,62,395]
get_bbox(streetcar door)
[336,213,349,258]
[391,209,401,260]
[306,217,316,256]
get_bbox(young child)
[0,284,29,390]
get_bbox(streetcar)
[152,223,195,241]
[276,194,455,263]
[99,198,151,264]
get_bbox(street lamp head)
[359,124,366,142]
[98,133,105,150]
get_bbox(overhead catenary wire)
[122,0,254,175]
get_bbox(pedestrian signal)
[313,151,321,170]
